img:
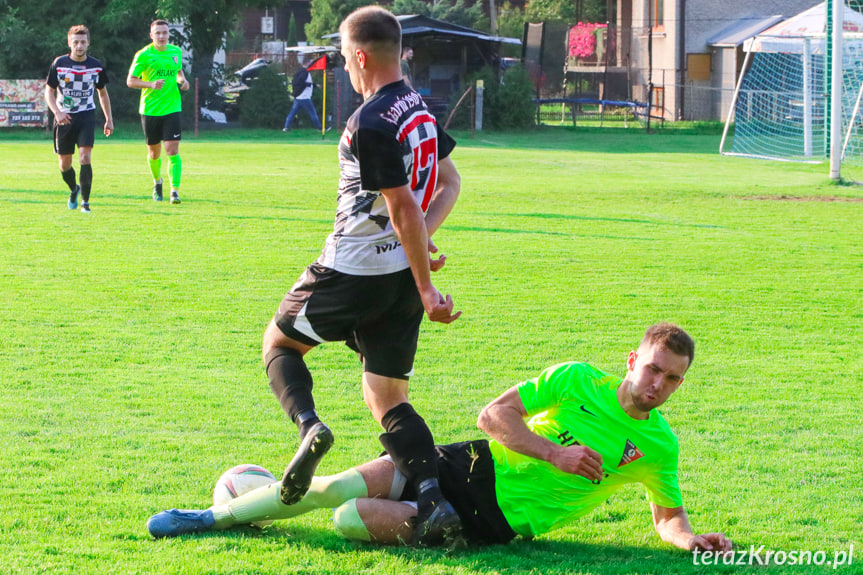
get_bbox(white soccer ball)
[213,464,278,528]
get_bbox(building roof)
[707,15,784,47]
[743,2,863,54]
[323,14,521,45]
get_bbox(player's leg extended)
[218,456,398,526]
[263,318,333,504]
[147,455,399,538]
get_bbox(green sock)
[148,157,161,181]
[168,154,181,189]
[213,468,367,528]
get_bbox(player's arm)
[44,84,69,125]
[127,56,163,91]
[477,386,604,481]
[127,73,162,90]
[96,87,114,136]
[381,184,460,324]
[651,503,732,552]
[424,156,459,237]
[177,69,190,91]
[423,156,460,272]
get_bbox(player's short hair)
[339,6,401,59]
[641,323,694,366]
[68,25,89,39]
[151,19,170,30]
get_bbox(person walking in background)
[127,19,189,204]
[283,61,322,131]
[45,24,113,214]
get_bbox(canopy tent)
[744,2,863,53]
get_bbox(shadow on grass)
[487,212,725,230]
[186,524,729,574]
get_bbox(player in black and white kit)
[260,6,463,546]
[45,25,113,213]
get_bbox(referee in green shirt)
[127,19,189,204]
[148,323,732,555]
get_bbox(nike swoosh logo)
[172,134,181,138]
[580,404,598,417]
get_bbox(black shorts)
[141,112,182,145]
[400,440,517,545]
[54,110,95,155]
[274,264,423,379]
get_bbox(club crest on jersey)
[173,56,178,64]
[617,439,644,467]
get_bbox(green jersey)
[129,44,184,116]
[489,362,683,538]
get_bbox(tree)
[156,0,279,107]
[0,0,158,119]
[286,10,299,46]
[524,0,605,24]
[238,64,290,127]
[304,0,374,45]
[390,0,489,31]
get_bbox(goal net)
[720,2,863,182]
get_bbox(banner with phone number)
[0,80,48,127]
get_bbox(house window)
[687,53,711,81]
[652,85,664,112]
[651,0,664,30]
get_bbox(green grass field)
[1,127,860,575]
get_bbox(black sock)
[295,409,321,439]
[379,402,442,514]
[265,347,318,437]
[79,164,92,202]
[62,167,77,192]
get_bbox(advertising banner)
[0,80,48,127]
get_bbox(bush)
[446,65,536,131]
[490,65,536,130]
[238,66,291,129]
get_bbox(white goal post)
[720,1,863,181]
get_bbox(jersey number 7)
[411,136,438,212]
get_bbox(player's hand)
[179,78,190,91]
[428,238,447,272]
[104,120,114,137]
[152,79,165,90]
[550,444,604,481]
[689,533,732,553]
[55,111,71,125]
[420,286,461,324]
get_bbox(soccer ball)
[213,464,278,527]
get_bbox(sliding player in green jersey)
[127,19,189,204]
[148,322,732,554]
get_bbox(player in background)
[149,324,732,555]
[260,6,461,546]
[127,19,189,204]
[45,25,113,214]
